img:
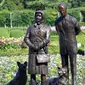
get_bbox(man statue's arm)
[74,19,81,35]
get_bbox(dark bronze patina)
[55,3,81,85]
[24,10,50,85]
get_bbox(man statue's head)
[58,3,67,17]
[34,10,45,25]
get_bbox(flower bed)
[0,54,85,85]
[0,38,23,49]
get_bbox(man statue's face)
[35,12,43,25]
[58,6,67,17]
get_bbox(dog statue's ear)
[24,61,27,66]
[57,67,61,70]
[17,61,21,66]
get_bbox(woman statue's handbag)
[37,54,50,63]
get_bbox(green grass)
[0,48,28,56]
[76,30,85,50]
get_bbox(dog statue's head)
[17,61,27,71]
[58,67,67,76]
[57,67,68,85]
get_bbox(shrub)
[80,7,85,22]
[79,22,85,26]
[10,29,25,38]
[0,28,10,37]
[0,8,85,27]
[0,10,34,27]
[0,10,10,27]
[12,10,34,27]
[50,31,58,36]
[80,2,85,7]
[45,9,58,26]
[68,8,80,21]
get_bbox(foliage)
[68,8,80,21]
[0,10,10,27]
[79,22,85,26]
[0,10,34,27]
[70,0,81,8]
[18,0,68,10]
[45,9,58,26]
[0,0,24,11]
[80,2,85,7]
[0,0,85,11]
[0,8,85,27]
[12,10,34,27]
[80,7,85,22]
[0,0,5,9]
[24,0,45,10]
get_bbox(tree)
[0,0,24,10]
[71,0,81,8]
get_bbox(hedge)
[0,10,10,27]
[0,10,34,27]
[12,10,34,27]
[45,9,58,26]
[68,8,80,21]
[0,28,26,38]
[80,7,85,22]
[79,22,85,26]
[0,28,10,37]
[0,8,85,27]
[10,29,25,38]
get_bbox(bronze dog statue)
[7,61,27,85]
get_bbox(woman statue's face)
[35,12,43,25]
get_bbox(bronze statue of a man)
[55,3,81,85]
[24,10,50,85]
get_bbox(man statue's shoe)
[41,80,49,85]
[30,79,36,85]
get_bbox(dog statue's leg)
[70,55,77,85]
[30,79,36,85]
